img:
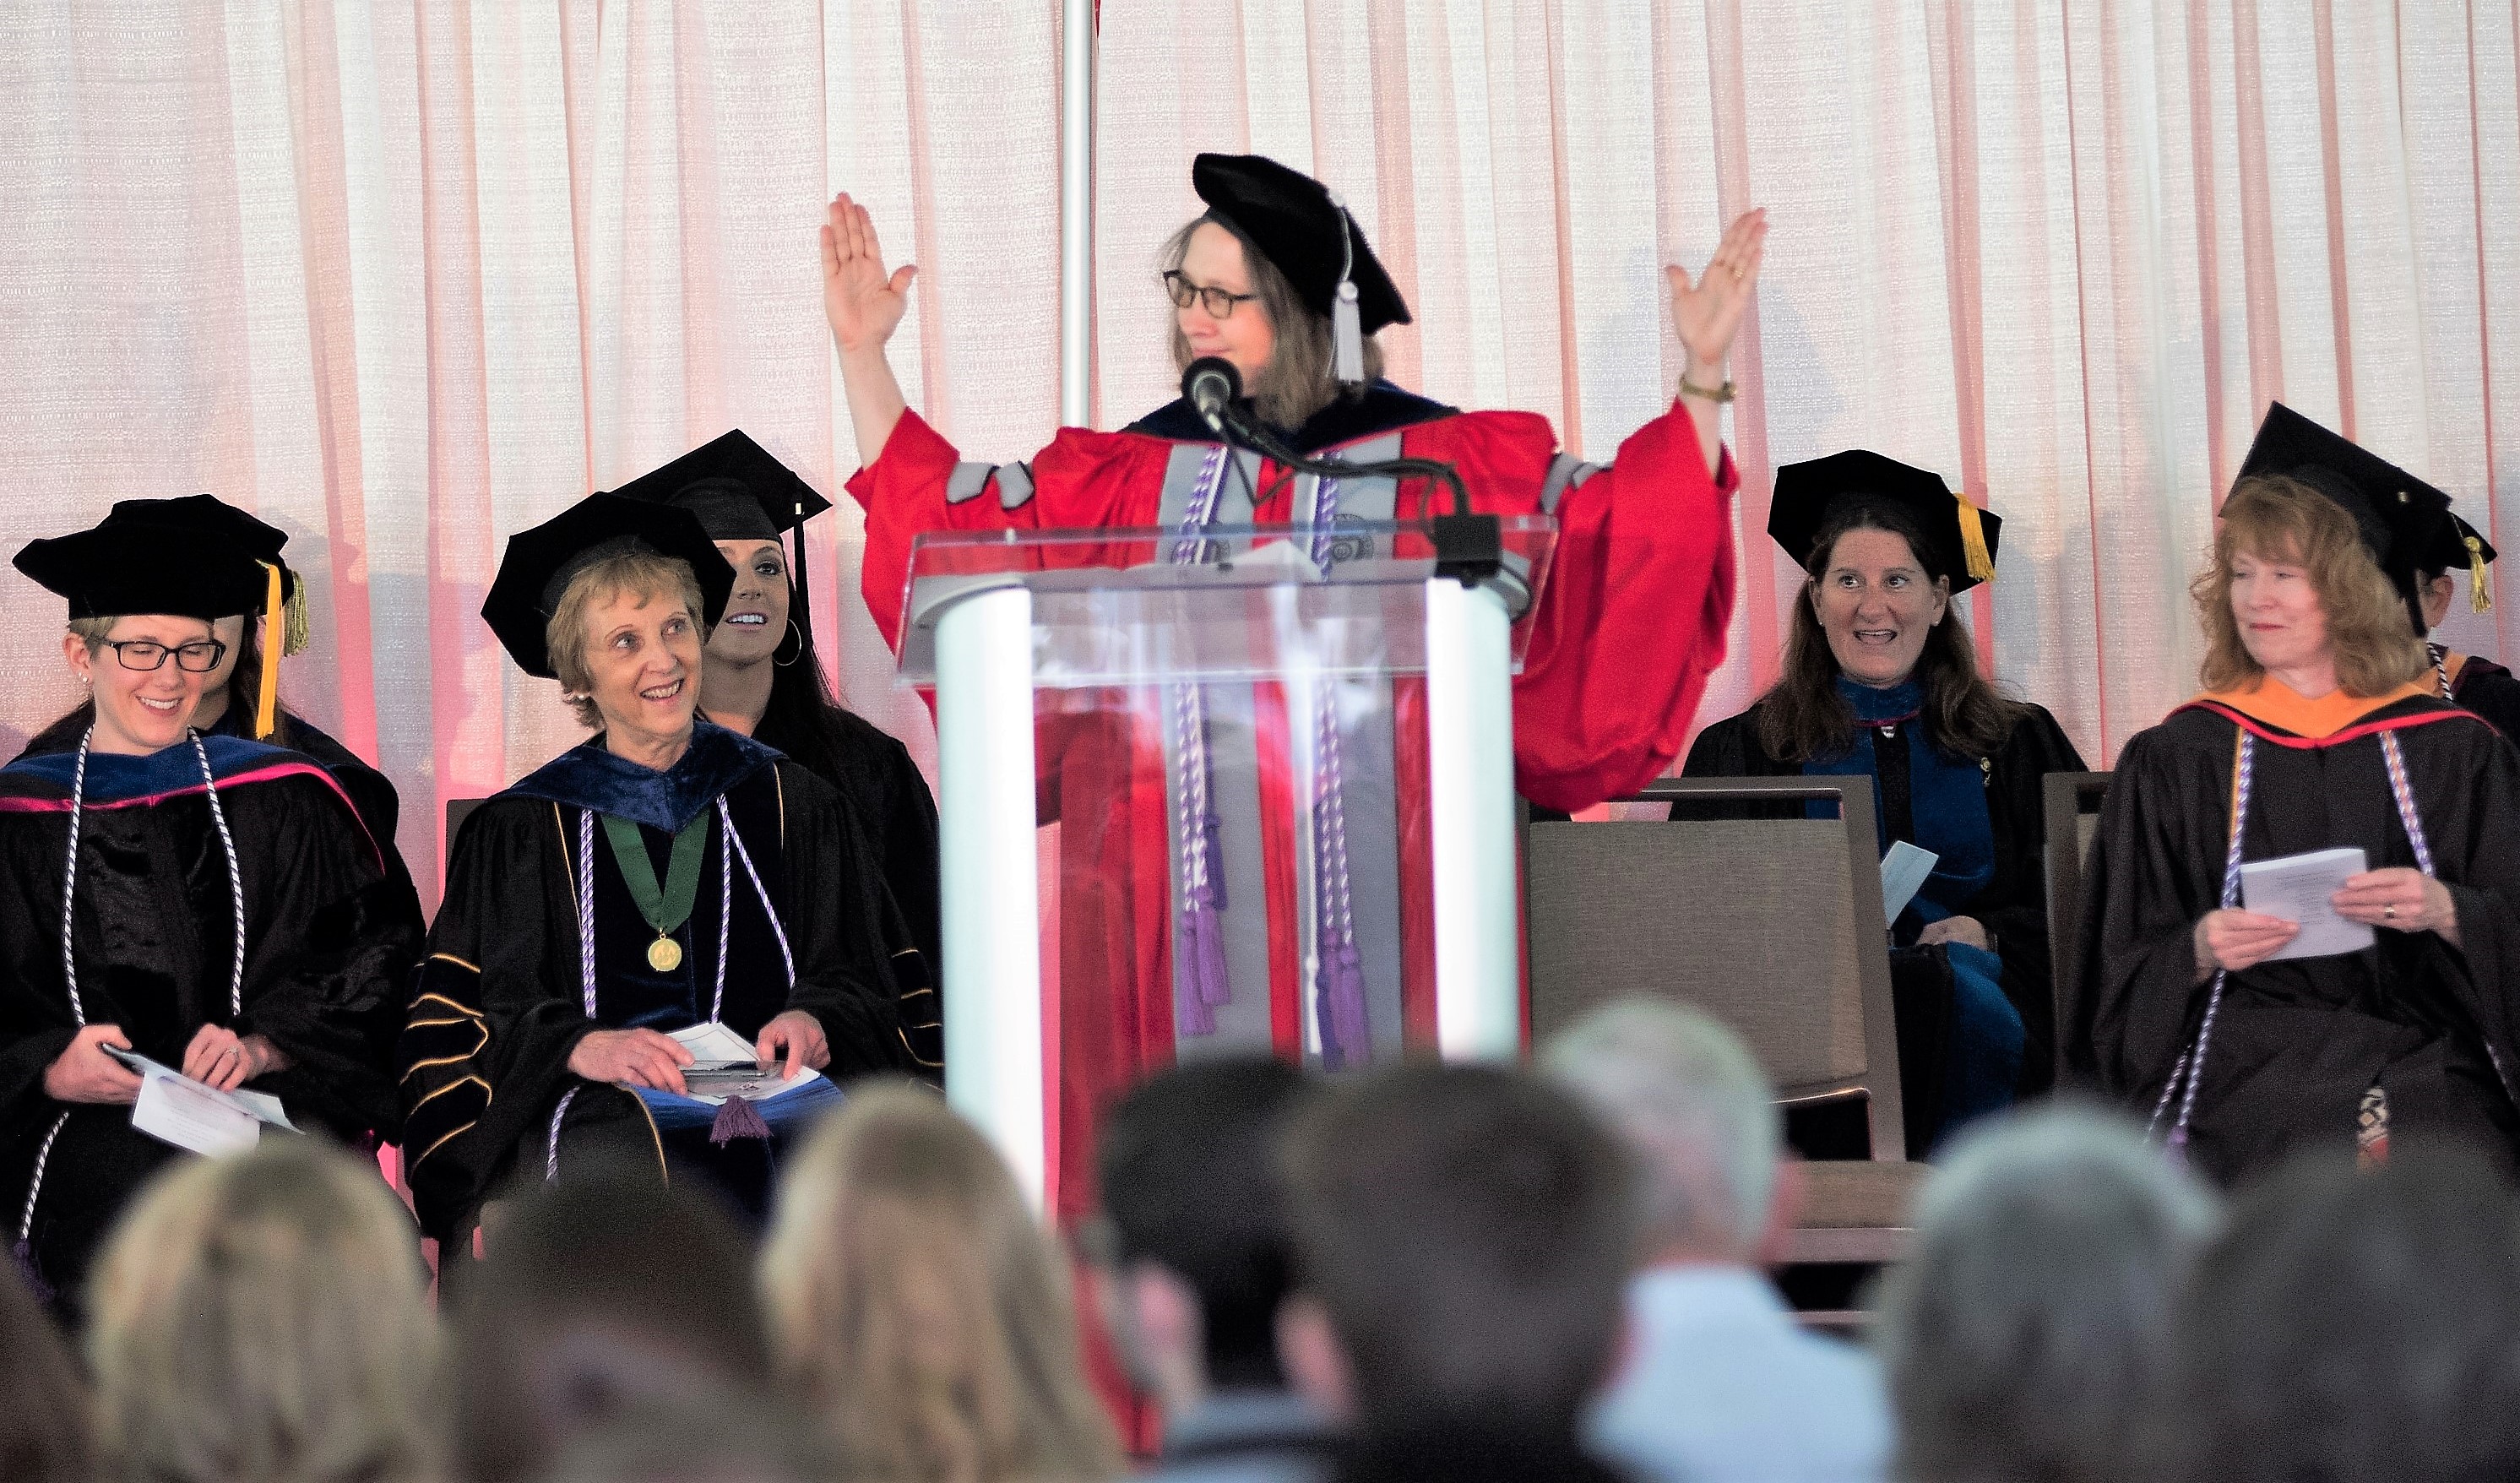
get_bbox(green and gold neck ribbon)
[601,811,710,972]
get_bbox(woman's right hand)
[2192,909,2300,980]
[44,1024,142,1105]
[822,193,918,356]
[567,1029,695,1095]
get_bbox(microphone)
[1182,356,1242,429]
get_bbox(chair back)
[1523,775,1907,1162]
[2040,770,2113,1079]
[444,797,486,883]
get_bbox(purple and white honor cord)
[1306,474,1370,1067]
[1170,445,1234,1034]
[24,730,245,1247]
[557,801,794,1182]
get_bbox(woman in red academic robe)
[825,154,1759,1213]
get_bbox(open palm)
[822,193,918,355]
[1665,208,1768,371]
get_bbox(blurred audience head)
[1092,1054,1312,1415]
[0,1253,90,1483]
[1871,1103,2218,1483]
[1544,999,1786,1264]
[2168,1145,2520,1483]
[450,1160,771,1483]
[84,1138,437,1483]
[530,1393,836,1483]
[1279,1061,1637,1442]
[760,1082,1122,1483]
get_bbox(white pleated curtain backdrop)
[0,2,2513,908]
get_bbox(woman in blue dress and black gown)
[1678,452,2083,1155]
[397,494,907,1258]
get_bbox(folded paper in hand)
[104,1046,297,1158]
[2240,846,2374,962]
[664,1023,823,1106]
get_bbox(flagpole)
[1059,0,1095,428]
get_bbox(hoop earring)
[773,621,805,668]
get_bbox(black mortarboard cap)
[2420,508,2497,617]
[15,519,269,622]
[481,493,736,680]
[611,430,831,542]
[1192,153,1411,336]
[100,494,296,600]
[1768,449,2001,595]
[2234,402,2450,604]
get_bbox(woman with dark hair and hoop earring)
[1679,452,2084,1154]
[613,432,942,1079]
[0,515,414,1321]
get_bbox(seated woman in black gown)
[0,516,415,1315]
[1680,451,2083,1154]
[2072,410,2520,1183]
[613,431,942,1078]
[14,495,423,931]
[398,495,906,1250]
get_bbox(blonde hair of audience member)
[541,549,709,734]
[2193,474,2429,698]
[1542,999,1794,1263]
[1871,1105,2218,1483]
[759,1084,1122,1483]
[85,1139,439,1483]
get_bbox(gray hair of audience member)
[1281,1061,1638,1437]
[759,1083,1122,1483]
[0,1252,90,1483]
[530,1394,838,1483]
[84,1138,440,1483]
[1542,999,1779,1257]
[1870,1103,2219,1483]
[451,1160,774,1483]
[2166,1145,2520,1483]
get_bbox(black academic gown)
[2070,693,2520,1184]
[1681,701,2086,1142]
[399,723,907,1244]
[2447,650,2520,747]
[0,736,415,1310]
[19,701,424,939]
[751,702,942,1078]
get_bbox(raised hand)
[1665,207,1768,376]
[822,193,918,356]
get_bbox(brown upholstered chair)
[1523,776,1926,1282]
[2040,771,2112,1084]
[446,796,486,852]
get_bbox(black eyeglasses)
[97,638,227,673]
[1162,270,1259,320]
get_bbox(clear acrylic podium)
[896,516,1557,1208]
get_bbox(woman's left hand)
[757,1009,831,1080]
[2333,867,2460,945]
[180,1025,290,1092]
[1917,915,1991,952]
[1666,208,1768,377]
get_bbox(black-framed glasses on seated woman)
[97,638,227,673]
[1162,270,1259,320]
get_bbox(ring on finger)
[2385,904,2398,921]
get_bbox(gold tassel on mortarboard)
[2468,534,2493,616]
[1956,494,1996,585]
[254,561,284,740]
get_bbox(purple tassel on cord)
[1181,895,1230,1035]
[1317,936,1371,1070]
[709,1095,771,1145]
[12,1239,52,1309]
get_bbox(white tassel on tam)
[1333,281,1365,383]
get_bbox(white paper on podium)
[105,1046,296,1157]
[1881,841,1940,922]
[665,1023,823,1106]
[2240,846,2376,962]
